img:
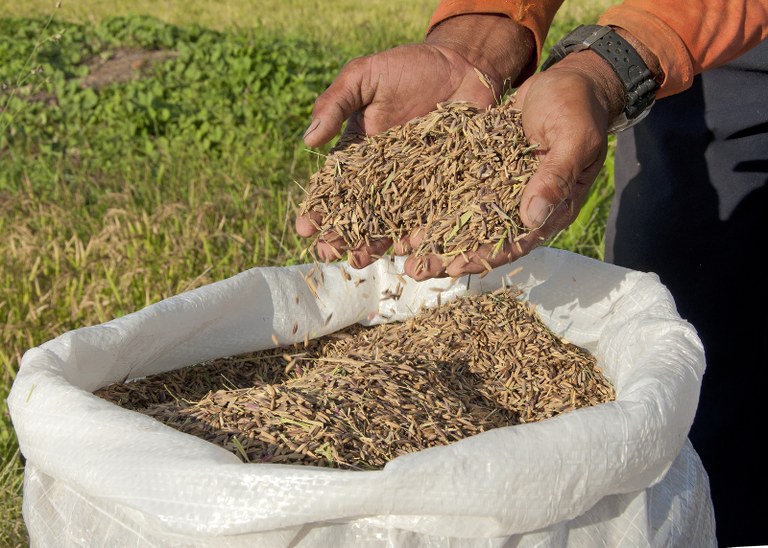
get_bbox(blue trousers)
[607,39,768,547]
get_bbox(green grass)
[0,1,618,544]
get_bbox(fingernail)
[303,119,320,139]
[528,196,553,227]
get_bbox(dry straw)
[97,288,614,470]
[299,98,540,269]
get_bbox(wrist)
[541,25,660,132]
[556,50,627,121]
[425,14,535,92]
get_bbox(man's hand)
[297,42,498,268]
[297,14,535,269]
[516,52,618,242]
[401,46,634,280]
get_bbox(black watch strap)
[541,25,658,124]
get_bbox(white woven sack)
[8,247,716,546]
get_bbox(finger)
[444,231,543,278]
[392,234,414,255]
[444,253,487,278]
[316,233,348,263]
[519,123,606,234]
[403,253,449,281]
[303,57,373,148]
[295,210,322,238]
[403,227,426,250]
[521,149,606,240]
[347,237,393,269]
[521,161,574,231]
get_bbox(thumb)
[519,125,606,232]
[514,71,609,232]
[303,57,374,148]
[512,81,567,229]
[521,154,575,230]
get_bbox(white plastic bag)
[8,248,715,546]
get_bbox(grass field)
[1,1,617,544]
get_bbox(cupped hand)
[296,42,499,267]
[402,50,625,280]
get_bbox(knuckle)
[542,170,573,203]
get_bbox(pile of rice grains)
[96,98,615,469]
[298,97,540,273]
[97,288,615,470]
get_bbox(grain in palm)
[299,98,539,266]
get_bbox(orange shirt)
[428,0,768,98]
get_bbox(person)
[296,1,768,545]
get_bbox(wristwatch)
[540,25,659,133]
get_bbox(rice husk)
[299,98,539,268]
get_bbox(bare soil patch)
[81,48,178,90]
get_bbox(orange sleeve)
[427,0,565,76]
[429,1,768,99]
[598,1,768,98]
